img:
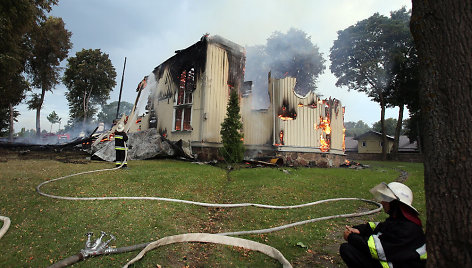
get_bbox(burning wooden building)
[124,34,346,166]
[240,74,345,167]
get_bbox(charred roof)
[153,34,246,89]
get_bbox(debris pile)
[92,129,193,162]
[340,159,368,169]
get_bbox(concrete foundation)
[275,151,346,167]
[192,144,346,167]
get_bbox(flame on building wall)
[278,99,297,120]
[318,117,331,153]
[317,100,332,152]
[320,134,330,152]
[274,130,284,146]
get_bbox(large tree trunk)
[411,1,472,267]
[9,103,14,142]
[35,107,41,138]
[380,93,387,160]
[391,104,404,159]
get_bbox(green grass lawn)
[0,153,425,267]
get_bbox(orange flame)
[342,127,346,151]
[278,115,295,121]
[318,117,331,134]
[317,116,331,152]
[320,134,329,152]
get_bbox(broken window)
[174,108,183,131]
[183,107,192,130]
[174,68,195,131]
[362,141,366,147]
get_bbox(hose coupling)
[80,231,116,259]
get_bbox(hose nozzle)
[80,231,115,258]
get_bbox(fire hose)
[0,215,10,240]
[35,142,382,267]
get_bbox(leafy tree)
[0,0,57,139]
[46,110,61,133]
[266,28,326,95]
[26,16,71,137]
[220,89,244,163]
[383,9,418,156]
[411,1,472,266]
[372,118,403,136]
[96,101,133,127]
[16,128,36,138]
[388,41,422,153]
[63,49,117,128]
[344,120,371,137]
[0,74,29,139]
[0,107,11,137]
[245,28,325,106]
[330,9,411,160]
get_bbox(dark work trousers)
[115,149,127,167]
[340,243,382,268]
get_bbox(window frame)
[173,68,195,132]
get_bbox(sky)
[15,0,412,133]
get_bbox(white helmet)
[117,123,124,132]
[370,182,418,214]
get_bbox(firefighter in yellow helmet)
[114,123,128,168]
[340,182,426,268]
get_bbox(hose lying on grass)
[36,146,382,267]
[0,215,10,240]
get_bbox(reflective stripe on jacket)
[416,244,427,260]
[348,217,427,267]
[368,233,393,268]
[114,131,128,149]
[369,221,379,231]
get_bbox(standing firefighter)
[340,182,426,268]
[114,123,128,168]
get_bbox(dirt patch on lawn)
[292,208,380,268]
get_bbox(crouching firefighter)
[114,123,128,168]
[340,182,427,268]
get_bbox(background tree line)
[1,1,119,140]
[345,118,412,138]
[330,7,420,159]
